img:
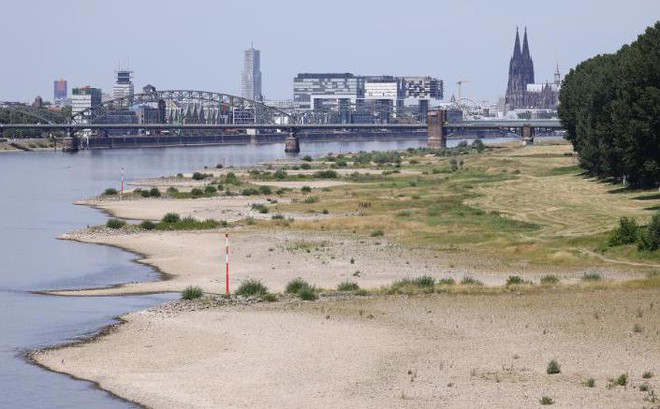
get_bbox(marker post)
[225,233,230,295]
[120,167,124,198]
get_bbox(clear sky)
[2,0,659,104]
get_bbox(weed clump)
[539,396,555,405]
[162,213,181,223]
[139,220,156,230]
[581,272,602,282]
[584,377,596,387]
[461,276,483,286]
[251,203,269,214]
[235,278,268,297]
[106,218,126,229]
[181,285,203,300]
[337,281,360,292]
[370,229,384,237]
[285,278,311,295]
[505,275,532,286]
[540,274,560,285]
[547,359,561,374]
[103,187,118,196]
[298,286,318,301]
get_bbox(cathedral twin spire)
[506,27,536,109]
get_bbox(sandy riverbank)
[33,289,660,408]
[32,141,660,408]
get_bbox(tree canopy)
[559,22,660,188]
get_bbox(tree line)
[559,22,660,188]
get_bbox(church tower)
[505,27,536,110]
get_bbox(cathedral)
[505,28,560,112]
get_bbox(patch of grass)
[540,274,560,285]
[337,281,360,292]
[258,185,272,195]
[192,172,210,180]
[251,203,269,214]
[301,186,312,193]
[643,371,654,379]
[162,212,181,223]
[633,323,644,333]
[235,278,268,297]
[539,396,555,405]
[389,276,435,294]
[298,285,318,301]
[547,359,561,374]
[149,187,161,197]
[181,285,203,300]
[139,220,156,230]
[263,292,278,302]
[505,275,533,286]
[106,218,126,229]
[303,196,319,204]
[640,383,651,392]
[584,377,596,387]
[271,214,285,220]
[581,272,602,282]
[370,229,384,237]
[437,278,456,286]
[314,169,338,179]
[190,188,204,197]
[617,373,628,386]
[285,278,311,295]
[155,216,225,231]
[461,276,483,286]
[103,187,118,195]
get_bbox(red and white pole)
[120,167,125,198]
[225,233,230,295]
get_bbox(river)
[0,137,517,407]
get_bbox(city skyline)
[2,0,659,104]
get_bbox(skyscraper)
[53,79,67,103]
[113,70,134,106]
[242,45,262,102]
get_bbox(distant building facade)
[71,86,102,124]
[293,73,443,123]
[505,28,560,112]
[53,79,67,105]
[241,46,262,102]
[113,70,134,105]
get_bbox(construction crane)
[456,80,471,100]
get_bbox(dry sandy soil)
[34,289,660,408]
[33,142,660,408]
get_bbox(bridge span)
[0,118,562,152]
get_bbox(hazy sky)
[2,0,659,104]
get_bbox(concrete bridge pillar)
[427,110,447,149]
[521,124,535,146]
[284,129,300,153]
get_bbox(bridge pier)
[284,129,300,153]
[521,124,535,146]
[427,110,447,149]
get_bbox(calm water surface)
[0,137,516,407]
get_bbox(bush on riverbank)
[181,285,203,300]
[106,218,126,229]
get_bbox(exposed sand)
[34,289,660,408]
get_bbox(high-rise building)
[71,86,102,124]
[293,73,364,111]
[241,46,262,102]
[504,28,559,112]
[113,70,134,105]
[53,79,67,104]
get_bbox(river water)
[0,137,516,407]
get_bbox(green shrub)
[181,285,203,300]
[302,155,313,162]
[271,214,285,220]
[149,187,161,197]
[192,172,208,180]
[190,188,204,197]
[204,185,217,194]
[506,275,524,286]
[616,373,628,386]
[301,186,312,193]
[103,187,118,196]
[337,281,360,292]
[300,162,312,170]
[242,188,259,196]
[608,216,639,246]
[540,274,560,285]
[273,169,287,179]
[285,277,311,294]
[167,186,179,194]
[581,272,602,282]
[140,189,151,197]
[643,371,654,379]
[139,220,156,230]
[106,218,126,229]
[235,278,268,297]
[472,139,486,152]
[258,185,272,195]
[263,292,278,302]
[303,196,319,204]
[539,396,554,405]
[251,203,269,214]
[298,286,318,301]
[584,377,596,387]
[638,211,660,251]
[162,212,181,223]
[547,359,561,374]
[314,169,338,179]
